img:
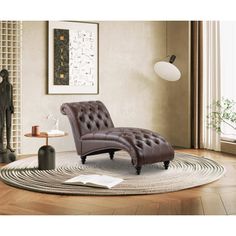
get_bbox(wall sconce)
[154,55,181,81]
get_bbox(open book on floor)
[63,174,123,189]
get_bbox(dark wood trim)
[190,21,203,149]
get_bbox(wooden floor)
[0,149,235,215]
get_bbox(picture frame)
[48,21,99,94]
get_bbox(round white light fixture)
[154,55,181,81]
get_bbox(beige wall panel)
[22,21,190,154]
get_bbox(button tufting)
[160,138,165,142]
[154,139,160,144]
[87,123,91,130]
[136,141,143,149]
[88,114,94,121]
[79,115,85,122]
[145,140,152,146]
[135,135,142,140]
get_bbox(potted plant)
[207,98,236,135]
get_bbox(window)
[220,21,236,138]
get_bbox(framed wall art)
[48,21,99,94]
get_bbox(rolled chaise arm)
[61,103,83,154]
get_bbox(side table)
[24,132,68,170]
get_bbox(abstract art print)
[48,21,98,94]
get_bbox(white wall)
[22,21,190,154]
[164,21,191,147]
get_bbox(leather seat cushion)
[81,127,174,164]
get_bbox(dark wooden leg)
[135,166,142,175]
[164,161,170,170]
[109,151,115,160]
[81,155,87,164]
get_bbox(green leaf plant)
[207,98,236,134]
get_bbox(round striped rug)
[0,152,225,195]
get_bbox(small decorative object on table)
[46,130,65,136]
[24,131,68,170]
[32,125,40,136]
[46,114,65,136]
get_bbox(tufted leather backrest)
[61,101,114,139]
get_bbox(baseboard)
[221,141,236,155]
[173,146,191,149]
[18,150,77,157]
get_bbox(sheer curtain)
[202,21,221,151]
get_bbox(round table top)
[24,132,68,138]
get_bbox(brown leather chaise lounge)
[61,101,174,175]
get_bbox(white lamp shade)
[154,61,181,81]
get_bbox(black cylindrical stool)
[38,145,55,170]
